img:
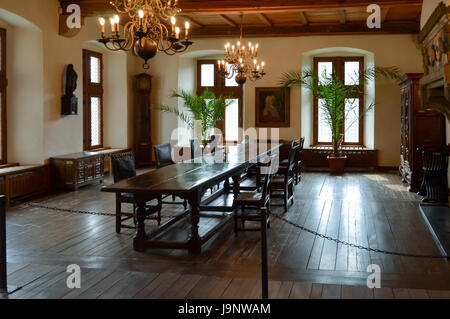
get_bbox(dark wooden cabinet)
[51,152,104,190]
[398,73,446,192]
[133,73,153,167]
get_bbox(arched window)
[82,49,104,150]
[197,60,243,143]
[313,56,364,146]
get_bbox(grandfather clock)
[133,73,153,167]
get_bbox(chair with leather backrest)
[295,137,305,184]
[271,141,298,212]
[190,139,201,160]
[153,142,188,209]
[111,152,161,233]
[209,135,218,154]
[154,143,175,168]
[232,154,276,236]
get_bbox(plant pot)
[327,155,347,174]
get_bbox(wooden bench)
[0,165,50,206]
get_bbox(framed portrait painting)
[255,87,290,127]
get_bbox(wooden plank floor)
[2,171,450,299]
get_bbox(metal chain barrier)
[268,211,449,259]
[8,199,182,219]
[7,199,449,259]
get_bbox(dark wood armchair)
[111,152,161,233]
[190,139,201,159]
[153,143,187,209]
[272,142,298,212]
[154,143,176,168]
[280,137,304,184]
[232,155,276,236]
[418,144,450,204]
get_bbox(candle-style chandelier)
[217,14,266,85]
[97,0,193,69]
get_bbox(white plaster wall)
[147,35,422,167]
[0,0,142,164]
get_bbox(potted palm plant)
[280,66,399,174]
[156,88,232,148]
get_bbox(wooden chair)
[295,137,305,184]
[280,137,304,184]
[190,139,201,159]
[111,152,161,233]
[209,134,220,154]
[232,155,276,236]
[272,142,298,212]
[418,144,450,203]
[153,143,187,209]
[154,143,176,168]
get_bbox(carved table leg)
[133,197,147,252]
[232,174,241,199]
[188,192,201,254]
[224,178,231,193]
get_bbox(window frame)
[196,60,243,144]
[82,49,104,151]
[313,56,365,146]
[0,28,7,164]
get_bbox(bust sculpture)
[61,64,78,115]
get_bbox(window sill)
[0,163,19,169]
[309,144,368,150]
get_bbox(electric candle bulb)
[171,16,176,33]
[114,15,120,35]
[185,21,190,39]
[138,10,144,28]
[110,18,115,33]
[99,17,105,35]
[261,61,265,69]
[175,26,180,39]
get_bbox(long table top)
[102,142,280,195]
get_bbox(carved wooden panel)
[398,73,446,192]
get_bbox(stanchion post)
[0,195,7,293]
[0,195,18,294]
[260,207,268,300]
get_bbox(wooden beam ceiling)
[298,12,309,25]
[339,10,347,24]
[179,0,423,14]
[58,0,422,37]
[218,14,237,27]
[59,0,422,16]
[258,13,273,27]
[189,22,420,38]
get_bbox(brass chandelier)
[217,15,266,85]
[97,0,193,69]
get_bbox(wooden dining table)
[102,141,280,254]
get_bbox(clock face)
[138,76,151,91]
